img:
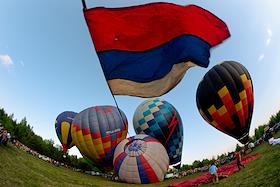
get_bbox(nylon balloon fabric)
[55,111,77,153]
[133,98,183,165]
[196,61,254,144]
[113,134,169,184]
[71,106,128,170]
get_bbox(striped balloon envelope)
[133,98,183,165]
[113,134,169,184]
[71,106,128,170]
[196,61,254,144]
[55,111,77,153]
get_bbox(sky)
[1,0,280,165]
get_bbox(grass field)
[0,132,280,187]
[203,132,280,187]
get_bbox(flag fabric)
[84,2,230,97]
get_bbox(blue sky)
[1,0,280,164]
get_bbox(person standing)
[0,129,8,145]
[235,151,245,170]
[209,162,219,183]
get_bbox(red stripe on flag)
[84,3,230,52]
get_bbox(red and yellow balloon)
[196,61,254,144]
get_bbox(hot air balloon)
[133,98,183,165]
[71,106,128,170]
[196,61,254,144]
[55,111,77,153]
[113,134,169,184]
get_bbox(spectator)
[0,129,8,145]
[268,137,280,145]
[263,128,273,142]
[235,151,245,170]
[209,162,219,183]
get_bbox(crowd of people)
[263,125,280,145]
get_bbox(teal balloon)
[133,98,183,165]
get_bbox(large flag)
[84,2,230,97]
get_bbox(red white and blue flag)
[84,2,230,97]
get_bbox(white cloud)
[266,28,272,46]
[258,54,264,61]
[0,54,13,67]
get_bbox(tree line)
[178,109,280,172]
[0,108,100,172]
[1,107,280,173]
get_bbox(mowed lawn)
[0,145,195,187]
[203,132,280,187]
[0,132,280,187]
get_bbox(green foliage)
[192,160,204,168]
[0,107,97,172]
[268,110,280,127]
[235,144,242,152]
[180,164,191,172]
[254,125,266,140]
[1,133,280,186]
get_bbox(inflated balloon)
[71,106,128,170]
[133,98,183,165]
[196,61,254,144]
[55,111,77,153]
[113,134,169,184]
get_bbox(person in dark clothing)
[235,151,245,170]
[263,129,273,142]
[0,129,8,145]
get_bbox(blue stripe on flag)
[98,35,210,83]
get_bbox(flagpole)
[81,0,87,9]
[81,0,129,137]
[108,86,131,137]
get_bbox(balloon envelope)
[113,134,169,184]
[196,61,254,144]
[55,111,77,153]
[133,98,183,165]
[71,106,128,170]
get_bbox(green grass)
[0,144,194,187]
[203,132,280,187]
[0,132,280,187]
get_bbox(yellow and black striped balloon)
[196,61,253,144]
